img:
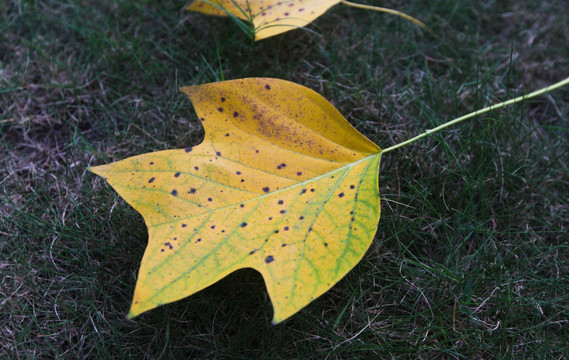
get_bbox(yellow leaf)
[188,0,341,40]
[186,0,425,41]
[90,78,382,324]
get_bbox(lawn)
[1,0,568,358]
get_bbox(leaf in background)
[187,0,425,41]
[187,0,341,40]
[90,78,382,324]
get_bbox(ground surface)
[1,0,568,358]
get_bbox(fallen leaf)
[90,78,382,323]
[187,0,425,40]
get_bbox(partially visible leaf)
[90,78,382,323]
[188,0,341,40]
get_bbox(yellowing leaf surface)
[187,0,341,40]
[90,78,382,324]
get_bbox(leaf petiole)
[381,76,569,154]
[340,0,426,28]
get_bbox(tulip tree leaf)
[186,0,426,41]
[187,0,341,40]
[90,78,382,324]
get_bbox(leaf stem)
[381,77,569,154]
[340,0,426,28]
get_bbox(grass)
[1,0,568,358]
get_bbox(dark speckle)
[278,200,284,205]
[181,224,187,228]
[208,197,213,202]
[282,243,287,247]
[249,250,256,255]
[189,188,196,194]
[280,210,286,214]
[161,249,165,252]
[174,172,180,177]
[236,171,242,175]
[171,189,178,196]
[310,188,315,192]
[262,187,270,193]
[301,189,307,194]
[268,217,273,220]
[221,97,226,102]
[185,147,193,153]
[265,84,271,90]
[164,242,173,249]
[274,230,279,234]
[150,162,154,165]
[338,192,345,198]
[299,216,304,220]
[225,133,230,137]
[210,225,215,229]
[148,177,155,183]
[350,185,355,189]
[196,238,202,243]
[297,172,302,176]
[324,242,328,247]
[218,107,223,112]
[240,204,245,208]
[216,151,221,156]
[233,111,239,117]
[194,166,199,170]
[265,255,274,263]
[284,226,289,231]
[241,222,247,227]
